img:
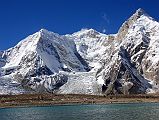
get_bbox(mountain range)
[0,8,159,95]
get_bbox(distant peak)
[135,8,146,16]
[116,8,150,41]
[77,28,97,34]
[130,8,153,21]
[39,28,49,33]
[37,28,60,38]
[132,8,151,19]
[72,28,101,38]
[82,28,95,32]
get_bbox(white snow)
[58,72,101,95]
[97,76,105,85]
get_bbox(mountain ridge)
[1,8,159,95]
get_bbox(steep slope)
[68,29,116,71]
[2,29,89,75]
[0,29,90,94]
[96,8,159,94]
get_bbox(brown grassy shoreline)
[0,94,159,108]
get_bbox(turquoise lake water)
[0,103,159,120]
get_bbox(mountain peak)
[136,8,145,14]
[116,8,150,41]
[37,28,60,39]
[72,28,101,38]
[75,28,97,34]
[134,8,148,18]
[39,28,48,33]
[38,28,50,35]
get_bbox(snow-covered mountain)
[67,29,116,71]
[1,8,159,95]
[96,8,159,94]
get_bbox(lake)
[0,103,159,120]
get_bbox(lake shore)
[0,94,159,108]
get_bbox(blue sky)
[0,0,159,50]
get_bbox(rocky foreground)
[1,94,159,108]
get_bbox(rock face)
[96,8,159,94]
[0,8,159,95]
[116,8,147,41]
[0,51,6,68]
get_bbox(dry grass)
[0,94,159,108]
